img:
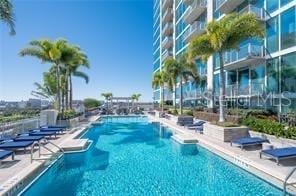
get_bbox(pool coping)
[147,114,296,195]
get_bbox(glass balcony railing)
[184,0,207,24]
[216,0,244,14]
[224,43,265,66]
[183,21,205,42]
[225,82,265,97]
[162,8,173,22]
[162,0,173,10]
[162,22,173,35]
[239,4,265,21]
[162,36,173,48]
[162,50,173,60]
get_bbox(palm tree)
[131,93,141,110]
[152,70,167,112]
[61,45,90,109]
[101,93,113,114]
[20,39,69,113]
[164,53,199,115]
[189,13,264,122]
[0,0,15,35]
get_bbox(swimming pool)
[21,116,283,195]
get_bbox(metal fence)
[0,117,40,136]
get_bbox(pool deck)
[147,114,296,194]
[0,115,100,196]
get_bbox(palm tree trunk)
[56,63,61,114]
[180,79,183,115]
[161,85,164,112]
[174,83,177,110]
[65,70,69,110]
[218,52,226,122]
[69,75,73,109]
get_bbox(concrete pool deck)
[0,115,100,195]
[147,114,296,194]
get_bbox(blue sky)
[0,0,153,102]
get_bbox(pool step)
[171,134,198,144]
[60,139,89,152]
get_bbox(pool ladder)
[30,140,64,163]
[283,167,296,196]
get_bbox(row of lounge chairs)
[0,125,67,164]
[177,118,296,166]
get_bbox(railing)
[283,167,296,195]
[225,83,265,97]
[162,50,173,59]
[184,0,207,21]
[183,21,205,41]
[162,8,173,20]
[0,117,40,136]
[224,43,264,65]
[215,0,227,10]
[31,140,64,163]
[162,0,173,9]
[162,36,173,46]
[162,22,173,33]
[239,4,265,20]
[251,82,265,95]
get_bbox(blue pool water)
[22,116,282,196]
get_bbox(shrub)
[214,121,240,127]
[184,110,193,116]
[84,98,101,109]
[241,117,295,139]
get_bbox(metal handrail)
[31,141,64,163]
[283,167,296,195]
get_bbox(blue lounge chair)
[19,130,57,138]
[260,147,296,165]
[231,137,269,149]
[0,141,34,153]
[40,125,67,129]
[1,135,44,142]
[0,150,14,162]
[185,120,206,128]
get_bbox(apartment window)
[280,7,296,50]
[266,16,279,53]
[267,0,279,13]
[281,52,296,92]
[251,65,265,94]
[213,73,220,96]
[266,57,279,93]
[281,0,293,7]
[238,69,249,95]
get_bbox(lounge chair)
[185,121,206,129]
[260,147,296,165]
[19,130,57,138]
[1,135,44,142]
[0,150,14,162]
[40,125,67,129]
[230,137,269,149]
[39,127,64,134]
[0,141,34,153]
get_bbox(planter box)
[57,117,80,128]
[204,123,249,142]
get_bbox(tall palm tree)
[20,39,68,113]
[0,0,15,35]
[101,93,113,114]
[152,70,167,112]
[131,93,141,109]
[189,13,264,122]
[164,53,199,115]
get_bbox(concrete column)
[206,0,214,109]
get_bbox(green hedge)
[243,117,296,139]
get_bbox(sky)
[0,0,153,102]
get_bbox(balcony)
[184,0,207,24]
[162,50,173,61]
[162,22,173,36]
[183,0,194,6]
[225,82,265,97]
[216,0,244,14]
[162,36,173,49]
[162,0,173,10]
[239,4,265,21]
[162,8,173,23]
[183,21,205,42]
[223,43,265,70]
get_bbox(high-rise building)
[153,0,296,113]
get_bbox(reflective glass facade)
[153,0,296,113]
